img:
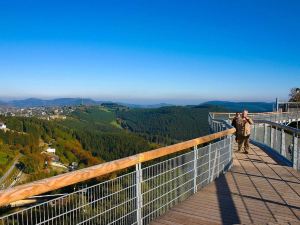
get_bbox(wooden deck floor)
[151,143,300,225]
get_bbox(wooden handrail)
[0,128,235,207]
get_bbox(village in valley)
[0,105,72,120]
[0,106,79,190]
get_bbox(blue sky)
[0,0,299,104]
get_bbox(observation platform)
[0,111,299,225]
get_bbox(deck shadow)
[215,172,241,225]
[250,140,292,167]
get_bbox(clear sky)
[0,0,299,104]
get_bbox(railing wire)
[0,117,233,225]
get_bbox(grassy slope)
[61,106,119,132]
[0,145,18,176]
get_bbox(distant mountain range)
[8,98,102,107]
[0,101,8,107]
[200,101,274,112]
[0,98,174,109]
[0,98,274,112]
[122,103,174,109]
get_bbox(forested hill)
[117,105,227,145]
[59,106,154,161]
[0,106,154,185]
[0,104,227,185]
[0,116,104,183]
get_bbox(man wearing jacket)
[236,110,253,154]
[231,112,241,142]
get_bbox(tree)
[289,88,300,102]
[20,154,44,174]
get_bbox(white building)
[0,123,6,130]
[46,148,56,154]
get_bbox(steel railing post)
[217,149,220,177]
[275,127,278,150]
[136,163,143,225]
[193,145,198,193]
[281,129,286,157]
[208,144,211,182]
[264,123,267,144]
[211,148,217,182]
[229,135,233,169]
[270,127,274,148]
[293,134,298,170]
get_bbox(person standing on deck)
[231,112,241,142]
[236,110,253,154]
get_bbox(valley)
[0,103,228,187]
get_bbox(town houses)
[0,122,6,130]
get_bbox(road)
[9,170,23,188]
[0,154,20,184]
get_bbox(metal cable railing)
[141,137,232,224]
[0,139,233,225]
[211,112,300,124]
[210,112,300,170]
[0,118,234,225]
[277,101,300,113]
[251,120,300,171]
[2,111,299,224]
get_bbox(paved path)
[0,155,20,184]
[151,143,300,225]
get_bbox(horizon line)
[0,96,278,105]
